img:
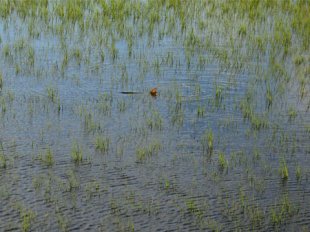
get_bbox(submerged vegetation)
[0,0,309,231]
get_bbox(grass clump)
[71,141,83,163]
[279,158,289,180]
[46,86,59,103]
[14,203,36,232]
[250,115,268,130]
[2,44,10,57]
[146,111,163,130]
[0,72,3,89]
[95,135,110,153]
[21,209,36,232]
[66,170,80,191]
[186,199,201,215]
[288,107,297,121]
[202,129,213,155]
[240,99,268,130]
[136,141,161,162]
[266,83,273,109]
[238,23,247,36]
[0,143,13,169]
[56,212,69,232]
[38,147,55,167]
[215,86,223,106]
[197,105,205,117]
[293,55,304,65]
[295,165,302,181]
[218,152,228,170]
[85,180,100,198]
[0,151,7,169]
[271,195,296,226]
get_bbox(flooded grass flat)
[0,0,310,231]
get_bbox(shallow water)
[0,1,310,231]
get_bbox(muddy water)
[1,2,310,231]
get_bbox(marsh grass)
[2,44,11,58]
[0,96,6,113]
[14,203,36,232]
[95,135,110,154]
[85,180,100,199]
[97,92,112,116]
[0,71,3,89]
[197,105,205,117]
[117,100,126,112]
[66,170,80,191]
[279,158,289,180]
[37,147,54,167]
[0,184,10,200]
[295,165,302,181]
[201,129,213,156]
[0,150,7,169]
[271,195,297,226]
[56,212,69,232]
[136,140,161,162]
[46,86,59,103]
[71,141,83,164]
[266,83,273,109]
[215,85,223,106]
[218,152,228,170]
[288,107,297,121]
[146,111,163,130]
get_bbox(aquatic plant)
[56,212,69,232]
[14,203,36,232]
[271,195,296,226]
[71,141,83,163]
[95,135,110,153]
[279,158,289,180]
[37,147,55,167]
[295,165,301,181]
[83,112,99,133]
[202,129,214,155]
[2,44,10,57]
[97,92,112,116]
[218,152,228,170]
[46,86,58,103]
[146,110,163,130]
[214,85,224,107]
[197,105,205,117]
[0,71,3,89]
[117,100,126,112]
[288,107,297,121]
[186,199,199,214]
[266,83,273,109]
[136,140,161,162]
[21,209,36,232]
[85,180,100,199]
[27,46,35,67]
[0,151,7,169]
[66,170,80,191]
[238,23,247,37]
